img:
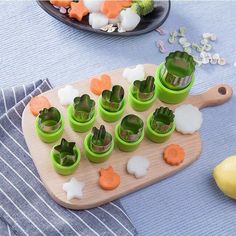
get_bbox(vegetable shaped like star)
[63,177,85,201]
[69,1,89,22]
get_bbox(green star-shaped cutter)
[53,138,77,166]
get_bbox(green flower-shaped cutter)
[146,107,176,143]
[155,62,195,104]
[73,94,95,122]
[68,94,96,133]
[161,51,196,90]
[36,107,64,143]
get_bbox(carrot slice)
[29,96,51,116]
[99,166,120,190]
[163,144,185,166]
[90,74,112,96]
[50,0,71,7]
[101,0,132,18]
[69,1,89,22]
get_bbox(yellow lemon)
[213,156,236,199]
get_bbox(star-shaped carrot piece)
[69,0,89,22]
[101,0,132,18]
[50,0,72,7]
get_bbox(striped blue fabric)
[0,79,136,236]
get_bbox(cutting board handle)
[190,84,233,109]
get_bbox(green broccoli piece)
[132,0,154,16]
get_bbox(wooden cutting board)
[22,64,233,210]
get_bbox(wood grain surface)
[22,64,233,209]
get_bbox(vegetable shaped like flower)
[162,51,196,90]
[132,76,155,101]
[90,125,113,153]
[73,94,95,123]
[53,138,78,166]
[38,107,62,133]
[101,85,124,112]
[119,114,144,142]
[150,107,175,134]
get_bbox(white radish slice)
[63,177,85,201]
[83,0,103,12]
[175,104,203,134]
[57,85,79,106]
[127,156,150,178]
[89,13,109,29]
[123,64,145,83]
[120,8,141,32]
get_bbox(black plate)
[37,0,171,36]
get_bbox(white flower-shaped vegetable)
[58,85,79,106]
[63,177,85,201]
[123,64,145,83]
[174,104,203,134]
[120,8,141,31]
[83,0,103,12]
[89,13,109,29]
[127,156,150,178]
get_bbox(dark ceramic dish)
[37,0,171,36]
